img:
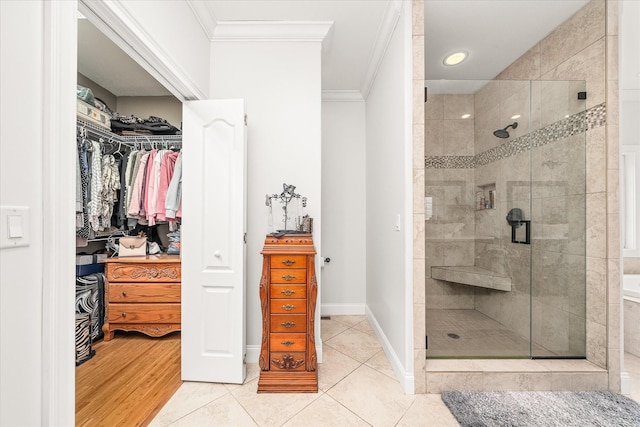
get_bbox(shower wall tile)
[586,192,607,259]
[414,168,425,214]
[550,372,609,390]
[607,302,620,350]
[541,38,606,110]
[443,94,474,120]
[586,126,606,193]
[606,36,618,81]
[608,348,621,391]
[443,120,474,156]
[483,373,552,391]
[569,312,587,355]
[586,256,607,325]
[497,43,541,81]
[413,124,424,168]
[499,83,530,140]
[538,194,586,256]
[442,240,474,266]
[424,94,443,120]
[533,80,587,128]
[540,0,605,76]
[424,120,444,156]
[414,80,425,125]
[413,35,424,81]
[414,350,426,394]
[607,213,620,259]
[606,79,619,125]
[425,278,444,296]
[414,214,425,259]
[606,0,619,35]
[412,0,424,36]
[586,319,607,368]
[606,169,619,214]
[414,258,425,304]
[414,303,426,349]
[607,258,621,304]
[606,124,619,170]
[426,373,484,393]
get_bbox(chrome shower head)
[493,122,518,139]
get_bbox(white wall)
[81,0,211,99]
[0,3,45,424]
[321,98,367,314]
[365,2,413,388]
[209,34,325,357]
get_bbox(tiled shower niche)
[425,80,593,359]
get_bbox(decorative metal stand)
[265,183,308,234]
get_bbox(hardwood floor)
[76,332,182,427]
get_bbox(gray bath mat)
[441,390,640,427]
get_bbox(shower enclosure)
[424,79,589,359]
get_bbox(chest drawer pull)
[281,289,295,296]
[121,312,126,318]
[282,275,296,281]
[282,304,296,311]
[281,259,296,266]
[281,321,296,328]
[281,340,295,347]
[122,291,127,297]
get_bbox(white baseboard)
[321,303,366,315]
[246,345,260,363]
[366,306,414,394]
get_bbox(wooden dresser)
[101,255,181,341]
[258,234,318,393]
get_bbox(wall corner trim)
[322,90,365,102]
[186,0,218,40]
[212,21,334,42]
[79,0,207,100]
[360,0,403,99]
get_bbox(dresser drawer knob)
[282,259,296,266]
[281,289,295,296]
[281,340,295,347]
[281,321,296,328]
[121,312,126,318]
[122,291,127,297]
[282,304,296,311]
[282,275,295,281]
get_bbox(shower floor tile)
[426,309,554,358]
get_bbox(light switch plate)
[0,206,30,249]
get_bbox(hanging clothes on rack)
[100,154,120,225]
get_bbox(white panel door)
[181,99,247,383]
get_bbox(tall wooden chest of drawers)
[101,255,181,341]
[258,234,318,393]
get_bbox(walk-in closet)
[74,16,184,425]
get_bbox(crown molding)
[213,21,333,42]
[322,90,365,102]
[360,0,403,99]
[186,0,218,40]
[78,0,207,100]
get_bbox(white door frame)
[45,1,207,423]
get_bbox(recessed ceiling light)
[511,114,521,120]
[443,51,468,66]
[461,114,471,119]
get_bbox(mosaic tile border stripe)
[425,103,606,169]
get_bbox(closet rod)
[77,118,182,145]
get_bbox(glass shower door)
[529,80,587,358]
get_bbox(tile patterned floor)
[151,315,640,426]
[150,315,458,427]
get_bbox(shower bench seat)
[431,266,511,292]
